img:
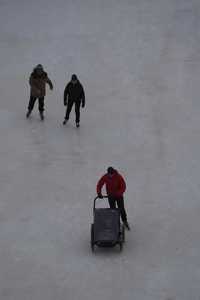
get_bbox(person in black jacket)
[63,74,85,127]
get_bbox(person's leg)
[116,197,130,229]
[75,101,81,126]
[38,97,45,120]
[63,100,74,124]
[27,96,37,117]
[108,197,116,209]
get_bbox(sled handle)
[93,195,108,212]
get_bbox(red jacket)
[97,171,126,198]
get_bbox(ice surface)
[0,0,200,299]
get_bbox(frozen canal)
[0,0,200,299]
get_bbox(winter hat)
[71,74,78,81]
[107,167,115,174]
[36,64,43,70]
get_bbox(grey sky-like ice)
[0,0,200,299]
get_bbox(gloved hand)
[82,102,85,108]
[64,100,67,106]
[98,193,103,199]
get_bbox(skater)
[26,64,53,120]
[63,74,85,127]
[96,167,130,230]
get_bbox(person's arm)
[117,174,126,197]
[29,75,32,86]
[46,76,53,90]
[64,84,69,106]
[29,75,37,88]
[96,175,106,197]
[81,85,85,108]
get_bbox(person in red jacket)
[96,167,130,230]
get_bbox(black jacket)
[64,81,85,106]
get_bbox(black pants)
[28,96,45,113]
[65,100,81,123]
[108,196,127,223]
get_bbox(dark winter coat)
[64,81,85,106]
[29,69,53,97]
[97,170,126,198]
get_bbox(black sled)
[91,196,125,252]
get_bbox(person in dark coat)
[63,74,85,127]
[26,64,53,120]
[96,167,130,230]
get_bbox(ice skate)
[26,111,31,118]
[40,112,44,121]
[123,221,130,231]
[63,118,68,125]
